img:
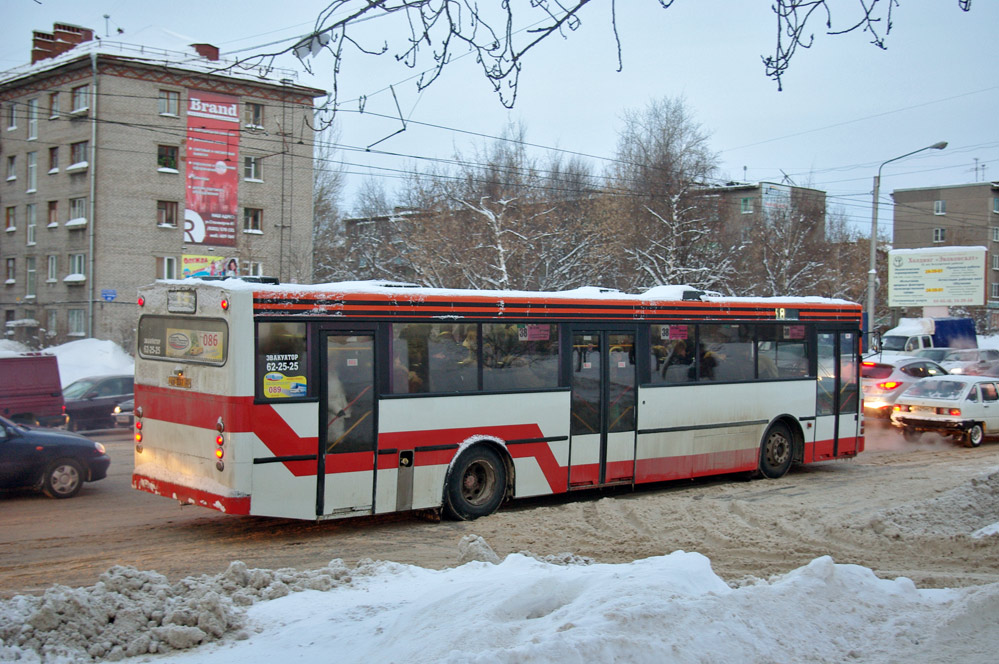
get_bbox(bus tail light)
[134,404,143,453]
[215,430,225,470]
[137,295,145,307]
[221,298,229,311]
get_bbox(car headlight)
[94,442,106,454]
[113,405,121,415]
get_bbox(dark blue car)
[0,415,111,498]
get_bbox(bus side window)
[391,323,478,394]
[650,324,694,384]
[482,323,559,391]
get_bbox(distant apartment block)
[892,181,999,326]
[0,23,324,348]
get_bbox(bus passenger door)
[814,330,860,460]
[569,331,637,487]
[319,332,377,517]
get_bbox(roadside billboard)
[888,246,985,307]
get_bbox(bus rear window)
[137,316,228,366]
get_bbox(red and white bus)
[131,280,863,520]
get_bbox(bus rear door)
[319,330,378,517]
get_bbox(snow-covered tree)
[605,96,738,293]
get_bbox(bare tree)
[741,187,828,296]
[606,96,737,293]
[392,124,603,290]
[229,1,970,118]
[312,125,347,281]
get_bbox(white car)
[861,356,947,419]
[890,375,999,447]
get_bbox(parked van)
[0,353,66,427]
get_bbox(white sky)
[3,1,996,233]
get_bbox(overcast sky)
[3,1,996,233]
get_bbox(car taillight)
[877,381,900,390]
[945,408,961,416]
[894,405,909,412]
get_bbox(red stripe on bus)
[132,474,251,515]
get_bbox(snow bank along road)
[1,427,998,600]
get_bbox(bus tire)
[965,423,984,448]
[442,445,507,521]
[758,422,793,479]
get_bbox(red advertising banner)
[184,90,239,247]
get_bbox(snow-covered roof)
[150,278,859,307]
[0,38,323,95]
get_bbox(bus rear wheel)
[443,446,507,521]
[759,422,793,479]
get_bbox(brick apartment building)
[0,23,324,349]
[705,181,827,243]
[892,181,999,328]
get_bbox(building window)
[243,261,263,276]
[156,256,177,279]
[934,200,946,215]
[244,102,263,128]
[45,309,57,336]
[26,99,38,139]
[26,204,36,245]
[992,254,999,271]
[5,206,15,231]
[6,155,15,181]
[71,85,89,113]
[69,253,86,277]
[244,156,262,180]
[68,309,85,336]
[157,145,179,171]
[5,258,15,283]
[47,201,58,227]
[244,207,262,232]
[69,197,88,226]
[994,198,999,215]
[158,89,180,116]
[69,141,88,168]
[25,152,36,191]
[992,283,999,300]
[6,102,16,129]
[157,200,178,227]
[26,258,36,298]
[933,228,946,243]
[48,91,59,118]
[47,255,57,282]
[48,146,59,173]
[740,197,754,214]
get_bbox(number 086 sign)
[165,328,224,362]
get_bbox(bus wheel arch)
[442,440,512,521]
[758,417,798,479]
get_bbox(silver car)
[862,356,948,418]
[891,375,999,447]
[939,348,999,376]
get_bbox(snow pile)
[0,559,361,662]
[48,339,134,387]
[866,468,999,538]
[2,544,999,663]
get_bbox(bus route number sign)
[774,308,799,321]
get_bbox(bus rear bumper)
[132,473,251,515]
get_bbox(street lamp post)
[866,141,948,343]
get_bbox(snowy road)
[2,426,998,599]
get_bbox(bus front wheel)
[759,422,793,479]
[443,446,507,521]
